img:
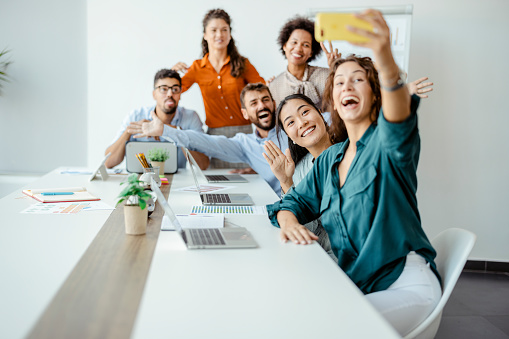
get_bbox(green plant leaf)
[139,199,147,210]
[147,147,170,162]
[117,173,152,208]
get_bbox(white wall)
[87,0,509,262]
[1,0,507,261]
[0,0,87,174]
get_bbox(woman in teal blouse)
[266,10,441,336]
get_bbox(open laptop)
[151,178,257,249]
[184,148,248,183]
[185,149,254,206]
[126,141,178,174]
[89,153,111,181]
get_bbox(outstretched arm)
[349,9,411,123]
[105,119,150,168]
[129,111,250,163]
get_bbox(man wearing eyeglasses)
[105,69,210,169]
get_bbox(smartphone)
[315,13,374,43]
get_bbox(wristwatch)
[380,70,406,92]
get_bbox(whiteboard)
[308,5,413,74]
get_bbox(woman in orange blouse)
[172,9,265,168]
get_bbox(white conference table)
[0,169,124,339]
[131,169,399,339]
[0,167,399,339]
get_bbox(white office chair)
[404,228,477,339]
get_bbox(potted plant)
[117,173,152,235]
[0,48,12,95]
[147,147,170,175]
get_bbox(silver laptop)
[151,179,257,249]
[185,148,254,206]
[184,148,248,183]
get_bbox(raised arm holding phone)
[266,10,441,336]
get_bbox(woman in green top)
[266,10,441,336]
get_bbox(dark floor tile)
[465,260,486,271]
[485,316,509,336]
[436,316,509,339]
[442,296,476,316]
[444,272,509,316]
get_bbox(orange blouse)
[181,54,265,128]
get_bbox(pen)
[41,192,75,196]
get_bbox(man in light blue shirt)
[128,83,289,196]
[105,69,209,170]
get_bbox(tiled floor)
[435,271,509,338]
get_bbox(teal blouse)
[267,95,440,294]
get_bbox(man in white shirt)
[127,83,289,196]
[105,69,209,169]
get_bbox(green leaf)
[147,147,170,162]
[139,199,147,210]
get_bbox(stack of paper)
[22,187,100,203]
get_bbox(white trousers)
[365,252,442,337]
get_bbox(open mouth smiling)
[258,110,270,120]
[301,126,315,137]
[341,95,360,107]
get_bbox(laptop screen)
[183,148,204,196]
[150,178,184,234]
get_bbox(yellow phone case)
[315,13,374,43]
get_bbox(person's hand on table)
[280,221,318,245]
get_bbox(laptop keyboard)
[206,194,232,204]
[206,175,229,181]
[189,228,226,246]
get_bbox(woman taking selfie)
[172,9,264,168]
[265,10,441,336]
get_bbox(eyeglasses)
[155,85,182,94]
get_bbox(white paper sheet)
[161,214,224,231]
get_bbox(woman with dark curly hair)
[172,9,264,168]
[268,16,335,110]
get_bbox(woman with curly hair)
[269,16,334,110]
[172,9,264,168]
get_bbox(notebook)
[185,148,254,206]
[22,187,100,203]
[184,148,248,183]
[151,178,257,249]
